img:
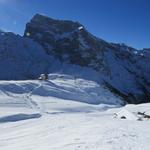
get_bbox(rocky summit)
[0,14,150,103]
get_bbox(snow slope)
[1,103,150,150]
[0,73,123,107]
[0,31,51,80]
[0,75,150,150]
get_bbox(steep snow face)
[0,32,52,80]
[101,45,150,103]
[24,14,150,103]
[102,48,150,103]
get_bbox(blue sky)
[0,0,150,49]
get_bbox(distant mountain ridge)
[0,14,150,103]
[0,30,51,80]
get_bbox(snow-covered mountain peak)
[0,14,149,103]
[24,14,110,72]
[23,14,150,103]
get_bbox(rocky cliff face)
[24,14,111,73]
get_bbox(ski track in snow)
[0,74,150,150]
[23,82,45,114]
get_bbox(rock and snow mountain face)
[0,30,52,80]
[0,14,150,104]
[24,14,109,72]
[23,14,150,103]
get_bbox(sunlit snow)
[0,74,150,150]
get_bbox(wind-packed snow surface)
[0,74,150,150]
